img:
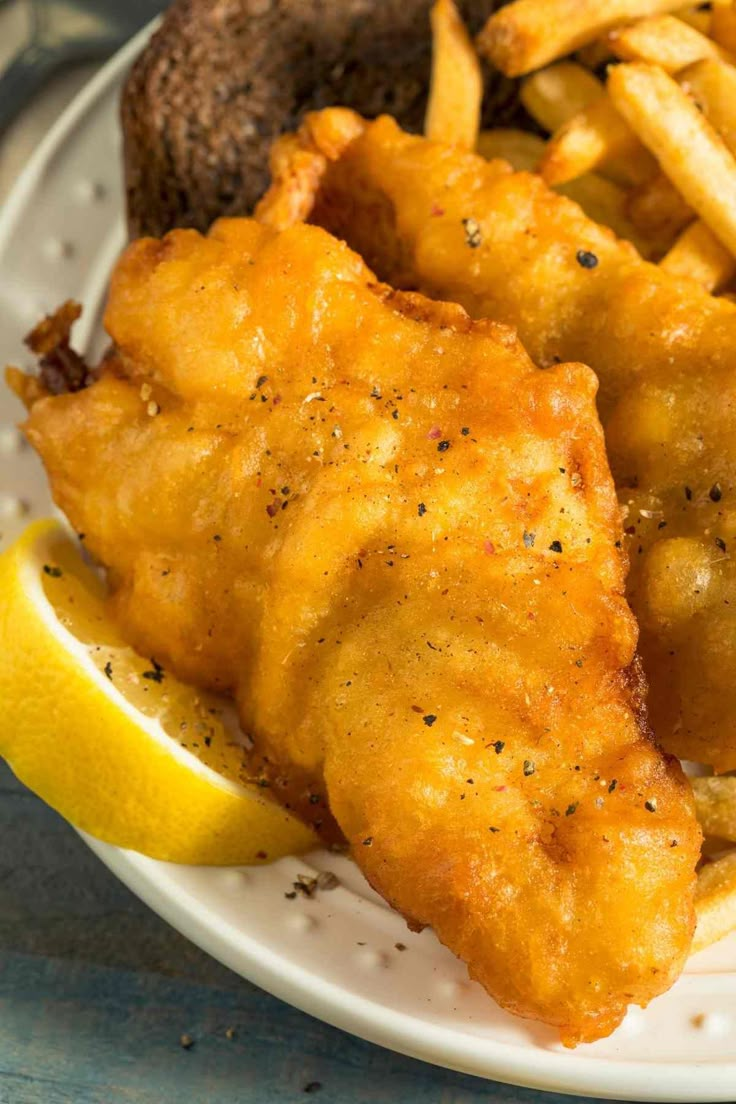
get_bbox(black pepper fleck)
[549,540,563,553]
[423,714,438,727]
[576,249,598,269]
[523,760,535,776]
[437,440,451,453]
[710,483,723,502]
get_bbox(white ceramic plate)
[2,25,736,1102]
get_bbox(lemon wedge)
[0,519,315,864]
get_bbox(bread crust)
[121,0,516,237]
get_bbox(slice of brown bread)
[122,0,518,238]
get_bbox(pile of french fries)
[426,0,736,291]
[425,0,736,954]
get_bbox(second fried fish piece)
[259,108,736,772]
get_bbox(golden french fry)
[521,62,604,133]
[625,171,694,247]
[608,62,736,256]
[539,94,657,185]
[660,219,736,290]
[711,2,736,54]
[680,57,736,155]
[476,128,546,171]
[476,0,690,77]
[425,0,482,149]
[608,15,730,72]
[693,850,736,954]
[692,776,736,841]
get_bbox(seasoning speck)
[523,530,536,548]
[316,870,339,891]
[565,802,578,816]
[179,1034,194,1050]
[43,564,62,577]
[437,440,451,453]
[491,740,505,754]
[103,661,113,680]
[304,1083,322,1095]
[523,760,535,776]
[608,779,618,793]
[462,217,482,248]
[423,714,437,727]
[488,826,500,833]
[716,536,727,552]
[710,483,723,502]
[548,540,563,553]
[362,836,373,846]
[395,942,407,951]
[645,798,658,813]
[576,249,598,269]
[418,502,427,516]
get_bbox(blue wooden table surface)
[0,761,627,1104]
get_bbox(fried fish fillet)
[10,218,698,1045]
[258,108,736,771]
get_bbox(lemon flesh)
[0,519,315,864]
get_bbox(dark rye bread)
[122,0,516,238]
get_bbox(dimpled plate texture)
[1,25,736,1101]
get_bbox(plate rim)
[3,22,736,1102]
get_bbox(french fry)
[608,62,736,257]
[679,58,736,155]
[625,171,694,247]
[693,850,736,954]
[539,94,657,185]
[476,0,691,77]
[425,0,482,150]
[692,777,736,842]
[608,15,730,72]
[521,62,604,133]
[660,219,736,290]
[476,128,546,171]
[711,2,736,55]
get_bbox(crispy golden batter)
[14,219,698,1044]
[259,108,736,771]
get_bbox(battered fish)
[10,219,698,1045]
[258,108,736,771]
